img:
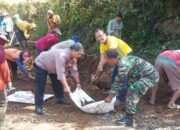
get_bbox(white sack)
[7,91,54,104]
[70,88,116,114]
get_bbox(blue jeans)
[111,65,129,101]
[35,65,64,106]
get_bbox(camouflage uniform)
[110,56,159,114]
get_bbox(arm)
[98,53,106,71]
[92,54,106,81]
[110,57,135,97]
[70,60,81,87]
[105,57,135,102]
[56,54,71,92]
[60,79,71,93]
[15,59,29,77]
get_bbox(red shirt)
[35,33,60,51]
[159,50,180,67]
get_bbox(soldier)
[104,49,159,126]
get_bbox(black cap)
[116,12,123,18]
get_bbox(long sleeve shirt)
[110,56,159,96]
[35,33,60,51]
[16,19,36,39]
[35,48,78,80]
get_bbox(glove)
[76,83,81,88]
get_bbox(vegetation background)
[1,0,180,61]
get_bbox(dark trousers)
[111,65,129,101]
[35,65,64,106]
[7,60,18,80]
[15,27,27,49]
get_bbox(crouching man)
[34,43,83,115]
[105,50,159,127]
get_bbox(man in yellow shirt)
[92,28,133,103]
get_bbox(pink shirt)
[159,50,180,67]
[35,33,60,51]
[35,48,78,80]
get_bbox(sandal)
[168,103,180,109]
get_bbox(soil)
[1,53,180,130]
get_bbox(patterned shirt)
[110,56,159,96]
[107,19,123,38]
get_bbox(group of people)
[0,10,180,128]
[0,11,37,50]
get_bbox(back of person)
[158,50,180,67]
[16,19,36,39]
[51,39,75,50]
[125,55,157,80]
[35,48,70,74]
[47,14,61,30]
[5,48,21,61]
[36,33,60,51]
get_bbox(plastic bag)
[69,88,116,114]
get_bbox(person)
[150,50,180,109]
[3,12,13,41]
[50,35,80,50]
[104,49,159,126]
[46,9,61,32]
[0,31,11,126]
[107,12,123,38]
[0,13,5,31]
[5,48,34,81]
[15,15,36,49]
[92,28,132,102]
[35,28,61,56]
[34,43,84,115]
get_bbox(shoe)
[35,106,44,115]
[168,103,180,109]
[57,98,70,105]
[115,114,133,126]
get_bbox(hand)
[105,95,113,103]
[91,74,97,82]
[28,74,35,80]
[97,65,103,72]
[64,87,70,93]
[76,83,81,88]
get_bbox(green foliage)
[31,0,179,62]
